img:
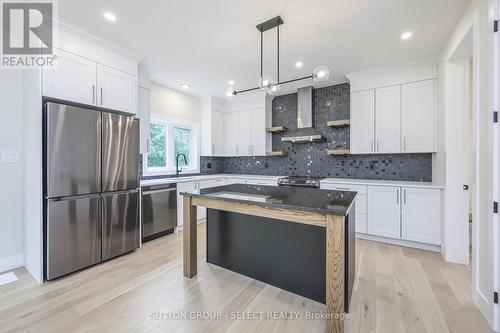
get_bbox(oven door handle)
[143,188,177,195]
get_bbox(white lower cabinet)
[320,183,367,233]
[367,186,401,238]
[176,181,197,227]
[177,177,242,226]
[401,187,441,245]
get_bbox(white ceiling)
[58,0,469,98]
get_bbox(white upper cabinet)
[401,187,441,245]
[42,48,97,105]
[367,186,401,238]
[42,27,138,114]
[238,110,252,156]
[224,112,239,156]
[375,85,401,153]
[350,90,375,154]
[347,63,437,154]
[250,107,266,156]
[138,87,150,154]
[212,110,225,156]
[401,80,436,152]
[97,64,137,114]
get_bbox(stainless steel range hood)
[281,86,323,143]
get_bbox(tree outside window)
[148,123,167,168]
[174,127,190,167]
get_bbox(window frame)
[145,116,200,176]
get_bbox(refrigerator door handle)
[47,193,101,202]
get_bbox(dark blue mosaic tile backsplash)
[200,83,432,182]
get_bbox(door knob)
[463,185,469,190]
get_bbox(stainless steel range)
[277,176,324,188]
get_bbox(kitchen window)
[147,119,199,174]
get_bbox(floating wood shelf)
[327,119,350,128]
[266,126,287,133]
[326,149,351,156]
[266,151,288,156]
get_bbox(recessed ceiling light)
[228,80,235,86]
[103,12,117,22]
[180,83,191,90]
[295,61,303,68]
[401,31,413,40]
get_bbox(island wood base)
[182,195,347,333]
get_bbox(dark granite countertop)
[181,184,356,216]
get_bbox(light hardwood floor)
[0,223,492,333]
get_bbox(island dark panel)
[207,207,355,309]
[207,209,327,303]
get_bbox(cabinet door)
[238,110,252,156]
[367,186,401,238]
[177,182,197,227]
[42,48,97,105]
[375,85,401,153]
[250,107,266,156]
[138,87,150,154]
[212,110,225,156]
[97,64,137,114]
[350,90,375,154]
[401,80,435,152]
[224,112,239,156]
[402,188,441,245]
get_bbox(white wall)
[150,83,201,124]
[0,71,25,272]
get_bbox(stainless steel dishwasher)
[141,183,177,242]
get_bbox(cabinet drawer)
[245,179,277,186]
[321,183,367,195]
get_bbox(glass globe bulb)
[312,66,330,82]
[267,84,280,96]
[259,75,274,90]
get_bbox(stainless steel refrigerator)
[44,102,140,280]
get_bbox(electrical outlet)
[1,150,19,163]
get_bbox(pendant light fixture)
[233,16,330,96]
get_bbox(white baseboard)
[475,289,493,329]
[0,254,24,273]
[355,233,441,252]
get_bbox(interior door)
[97,64,137,113]
[42,48,97,105]
[45,103,101,198]
[46,194,101,280]
[375,85,401,153]
[350,90,375,153]
[101,190,140,261]
[367,186,401,238]
[401,80,436,152]
[102,113,140,192]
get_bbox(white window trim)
[144,115,200,176]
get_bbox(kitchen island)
[181,184,356,333]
